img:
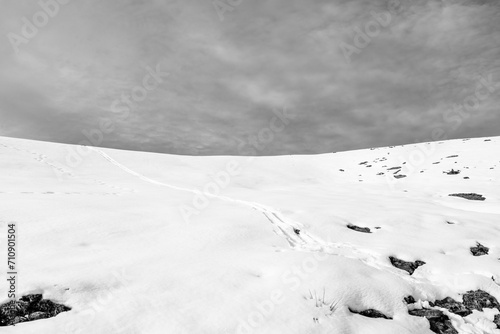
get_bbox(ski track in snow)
[89,147,428,286]
[7,142,495,332]
[0,139,485,286]
[0,142,136,194]
[90,147,353,251]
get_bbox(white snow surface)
[0,136,499,334]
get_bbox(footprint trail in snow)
[90,147,422,283]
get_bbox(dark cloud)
[0,0,499,155]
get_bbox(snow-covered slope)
[0,136,499,334]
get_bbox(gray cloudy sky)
[0,0,499,155]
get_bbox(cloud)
[0,0,498,155]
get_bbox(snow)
[0,135,499,333]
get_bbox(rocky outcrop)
[347,224,371,233]
[470,243,489,256]
[349,308,391,319]
[389,256,425,275]
[449,193,486,201]
[408,309,457,334]
[407,290,500,333]
[0,294,70,326]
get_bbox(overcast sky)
[0,0,499,155]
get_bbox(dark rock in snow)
[494,314,500,329]
[449,193,486,201]
[431,297,472,317]
[406,290,500,333]
[0,294,70,327]
[349,308,392,319]
[394,174,407,179]
[408,309,457,334]
[20,294,43,305]
[404,296,416,304]
[470,243,489,256]
[462,290,500,311]
[347,224,371,233]
[29,312,49,321]
[389,256,425,275]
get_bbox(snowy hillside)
[0,136,499,334]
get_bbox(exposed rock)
[0,294,70,327]
[431,297,471,317]
[462,290,500,311]
[408,309,457,334]
[394,174,407,179]
[444,169,460,175]
[470,243,489,256]
[493,314,500,328]
[29,312,49,321]
[389,256,425,275]
[11,316,28,325]
[20,294,43,304]
[449,193,486,201]
[404,296,416,304]
[387,166,402,170]
[349,308,391,319]
[406,290,500,332]
[446,155,459,158]
[347,224,371,233]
